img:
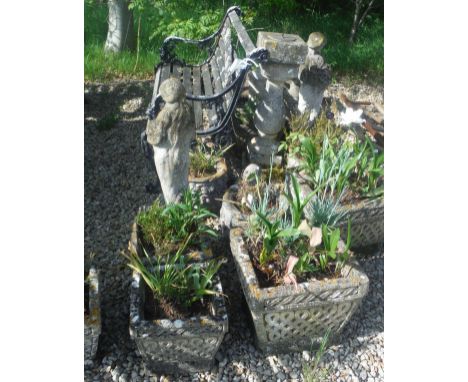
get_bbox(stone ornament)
[249,32,307,166]
[298,32,331,123]
[146,78,195,204]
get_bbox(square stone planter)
[84,267,101,361]
[229,228,369,354]
[129,270,229,375]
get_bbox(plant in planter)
[188,139,233,213]
[280,110,384,247]
[129,189,218,263]
[229,175,368,353]
[84,266,101,361]
[125,236,228,375]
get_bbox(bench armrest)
[159,6,242,65]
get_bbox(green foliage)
[189,141,233,177]
[299,133,383,199]
[305,190,347,228]
[125,236,222,307]
[284,174,316,228]
[84,0,383,82]
[96,112,119,131]
[353,137,384,197]
[303,328,331,382]
[162,189,218,242]
[256,211,300,266]
[315,221,351,274]
[136,189,217,253]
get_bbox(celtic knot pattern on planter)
[263,286,360,310]
[263,301,357,342]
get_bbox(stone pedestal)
[248,32,307,166]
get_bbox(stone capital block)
[256,32,307,65]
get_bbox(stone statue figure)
[146,77,195,204]
[298,32,331,123]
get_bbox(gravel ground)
[84,80,384,382]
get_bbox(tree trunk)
[349,0,362,44]
[104,0,135,52]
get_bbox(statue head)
[160,77,186,103]
[307,32,326,52]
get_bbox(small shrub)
[96,112,119,131]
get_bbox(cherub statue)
[146,77,195,203]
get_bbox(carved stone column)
[298,32,331,123]
[248,32,307,166]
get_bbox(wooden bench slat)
[210,54,227,114]
[192,66,203,130]
[201,65,217,126]
[181,66,195,122]
[171,63,183,80]
[229,11,255,55]
[150,66,162,106]
[159,65,171,90]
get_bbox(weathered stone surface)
[260,63,300,83]
[242,164,261,185]
[247,136,282,167]
[147,78,195,204]
[84,267,101,362]
[129,271,229,375]
[229,228,369,354]
[297,32,331,123]
[256,32,308,65]
[189,158,228,213]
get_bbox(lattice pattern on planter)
[129,271,228,374]
[263,286,360,310]
[338,197,384,248]
[229,228,369,353]
[263,301,356,342]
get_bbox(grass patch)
[85,1,383,83]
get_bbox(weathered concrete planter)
[286,158,384,248]
[129,271,229,375]
[229,228,369,353]
[189,158,228,213]
[336,196,384,248]
[84,267,101,361]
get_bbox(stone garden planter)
[336,196,384,248]
[84,267,101,361]
[189,158,228,213]
[290,176,384,248]
[229,227,369,354]
[129,270,229,375]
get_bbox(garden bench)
[145,6,268,137]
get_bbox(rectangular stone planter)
[229,228,369,354]
[129,270,229,375]
[84,267,101,361]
